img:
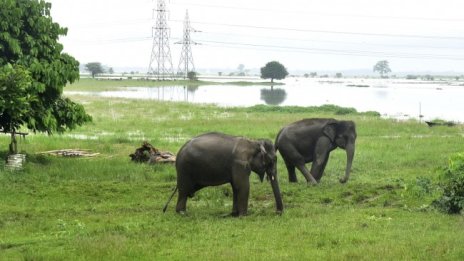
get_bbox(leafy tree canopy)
[0,64,33,133]
[0,0,91,152]
[85,62,104,78]
[260,61,289,83]
[373,60,392,78]
[187,71,198,81]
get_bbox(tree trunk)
[9,132,17,154]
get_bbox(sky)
[47,0,464,74]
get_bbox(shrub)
[187,71,198,81]
[433,153,464,214]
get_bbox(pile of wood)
[130,141,176,164]
[39,149,100,157]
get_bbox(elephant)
[275,118,356,184]
[163,132,284,216]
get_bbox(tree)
[0,65,33,153]
[373,60,392,78]
[187,71,198,81]
[260,61,289,83]
[85,62,104,78]
[335,72,343,78]
[0,0,91,153]
[108,67,114,74]
[237,64,245,73]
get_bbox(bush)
[433,153,464,214]
[187,71,198,81]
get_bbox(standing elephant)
[164,132,284,216]
[275,118,356,184]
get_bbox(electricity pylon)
[176,10,199,79]
[148,0,174,80]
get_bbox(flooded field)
[66,77,464,122]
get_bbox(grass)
[0,80,464,260]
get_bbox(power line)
[199,31,464,50]
[62,17,464,41]
[199,40,464,61]
[68,28,464,52]
[67,34,464,61]
[169,19,464,41]
[170,1,464,23]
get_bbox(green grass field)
[1,80,463,260]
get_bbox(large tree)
[85,62,104,78]
[373,60,392,78]
[0,0,91,153]
[260,61,289,83]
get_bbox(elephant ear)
[322,123,337,143]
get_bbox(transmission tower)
[176,10,199,79]
[148,0,174,80]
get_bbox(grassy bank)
[1,86,464,259]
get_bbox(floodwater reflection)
[260,88,287,105]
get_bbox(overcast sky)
[47,0,464,74]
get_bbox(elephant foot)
[307,180,318,186]
[176,210,187,216]
[230,212,247,217]
[339,177,348,183]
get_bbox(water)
[66,78,464,122]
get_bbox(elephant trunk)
[340,143,355,183]
[268,164,283,213]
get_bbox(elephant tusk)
[271,175,275,181]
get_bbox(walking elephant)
[163,132,284,216]
[275,118,357,184]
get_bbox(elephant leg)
[236,183,249,216]
[295,164,318,185]
[231,172,250,216]
[311,151,330,182]
[284,160,298,183]
[313,156,329,182]
[175,176,195,213]
[175,189,189,213]
[231,185,239,216]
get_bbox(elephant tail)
[162,186,178,213]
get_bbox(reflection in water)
[374,89,388,99]
[186,85,199,92]
[180,85,199,102]
[260,88,287,105]
[154,85,199,102]
[66,78,464,122]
